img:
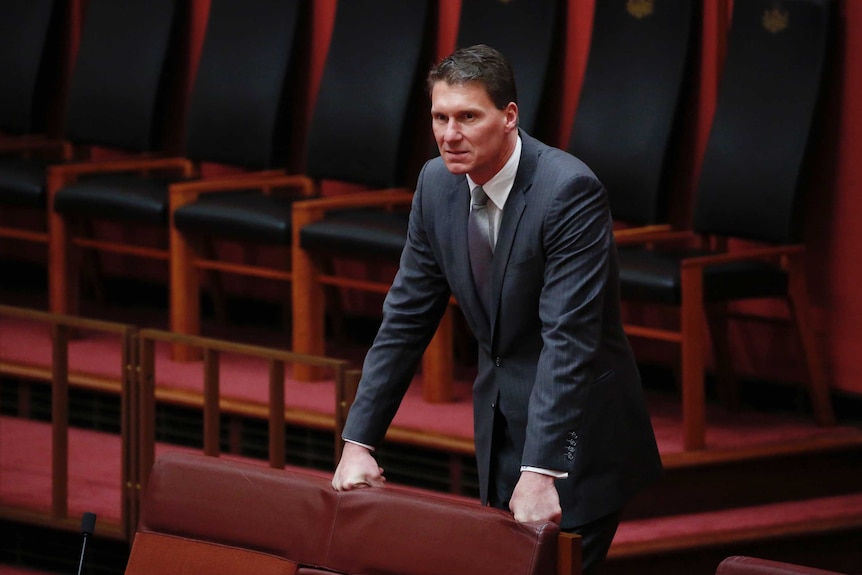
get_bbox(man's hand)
[332,442,386,490]
[509,471,562,524]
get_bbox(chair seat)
[618,247,789,305]
[53,173,178,226]
[0,157,49,208]
[299,209,409,259]
[174,192,296,244]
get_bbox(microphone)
[76,512,97,575]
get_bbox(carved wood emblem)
[763,4,789,34]
[627,0,655,19]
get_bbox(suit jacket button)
[495,357,502,367]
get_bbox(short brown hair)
[426,44,518,110]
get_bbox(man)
[332,44,662,575]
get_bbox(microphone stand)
[76,512,97,575]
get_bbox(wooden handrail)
[0,305,137,540]
[135,328,350,490]
[0,306,352,540]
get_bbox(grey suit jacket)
[343,131,662,528]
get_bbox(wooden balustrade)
[0,305,349,540]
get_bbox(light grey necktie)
[468,185,493,316]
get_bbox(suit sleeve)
[521,172,614,472]
[341,163,453,448]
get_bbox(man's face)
[430,81,518,184]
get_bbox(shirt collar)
[466,135,521,211]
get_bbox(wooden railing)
[135,329,349,489]
[0,305,350,540]
[0,305,137,539]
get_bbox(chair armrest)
[680,244,805,269]
[614,224,676,244]
[614,227,695,247]
[169,171,312,203]
[292,188,413,227]
[558,532,583,575]
[47,156,197,190]
[0,136,72,159]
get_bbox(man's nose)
[442,119,461,141]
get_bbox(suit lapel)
[489,132,540,337]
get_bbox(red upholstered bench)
[125,452,581,575]
[717,556,848,575]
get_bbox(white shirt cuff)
[521,466,568,479]
[343,438,375,452]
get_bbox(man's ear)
[505,102,519,131]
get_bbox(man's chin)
[442,159,470,176]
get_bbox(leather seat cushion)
[299,209,408,259]
[0,157,48,208]
[618,247,789,304]
[53,173,174,226]
[174,192,295,245]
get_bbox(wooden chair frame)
[291,189,458,403]
[168,172,314,362]
[45,158,295,318]
[615,230,834,450]
[0,138,73,245]
[46,156,197,316]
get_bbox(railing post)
[203,348,221,457]
[138,337,156,491]
[122,327,140,540]
[335,368,361,461]
[51,323,69,520]
[268,360,285,469]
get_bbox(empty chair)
[290,0,562,402]
[168,0,434,368]
[0,0,65,140]
[616,0,836,450]
[47,0,305,320]
[6,0,187,312]
[568,0,695,234]
[457,0,562,136]
[0,0,74,255]
[125,452,581,575]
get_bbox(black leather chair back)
[693,0,833,244]
[455,0,560,134]
[63,0,183,152]
[183,0,305,170]
[305,0,433,188]
[0,0,65,134]
[568,0,694,226]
